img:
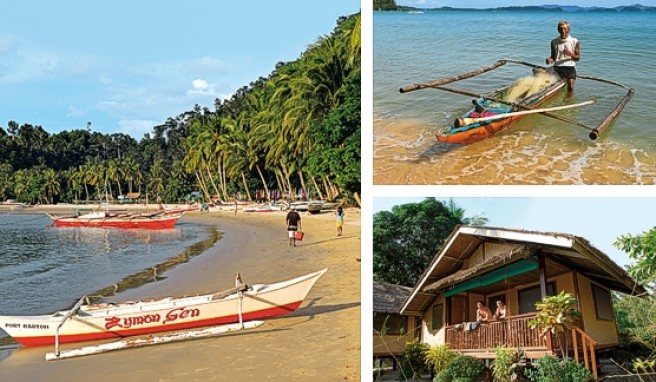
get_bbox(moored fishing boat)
[0,268,327,347]
[436,72,567,144]
[46,210,183,229]
[400,59,635,144]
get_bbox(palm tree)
[148,160,165,202]
[122,157,140,195]
[106,158,123,198]
[41,168,60,204]
[447,199,488,226]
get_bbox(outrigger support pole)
[54,295,87,357]
[399,60,507,93]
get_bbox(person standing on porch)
[494,300,509,320]
[476,301,493,323]
[285,205,302,247]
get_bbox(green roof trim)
[444,259,538,297]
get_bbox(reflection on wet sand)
[374,116,656,185]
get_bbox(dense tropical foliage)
[613,227,656,357]
[373,198,488,286]
[0,13,361,206]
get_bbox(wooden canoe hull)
[437,80,565,145]
[0,269,326,347]
[47,213,182,229]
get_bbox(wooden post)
[537,253,553,352]
[538,253,547,299]
[399,60,507,93]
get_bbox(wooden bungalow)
[400,225,646,377]
[373,282,419,369]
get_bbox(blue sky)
[397,0,656,8]
[0,1,360,137]
[373,197,656,268]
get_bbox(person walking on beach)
[546,20,580,96]
[335,206,344,236]
[285,205,302,247]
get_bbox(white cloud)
[187,78,225,98]
[191,78,209,90]
[67,106,86,118]
[118,119,156,138]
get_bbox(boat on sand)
[0,268,327,347]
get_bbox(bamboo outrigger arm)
[456,100,596,127]
[399,60,507,93]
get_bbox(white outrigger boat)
[0,269,327,349]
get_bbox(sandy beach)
[0,207,361,381]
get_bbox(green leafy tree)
[615,227,656,287]
[613,227,656,355]
[374,198,465,286]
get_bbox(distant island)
[374,0,656,12]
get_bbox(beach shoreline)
[0,207,361,381]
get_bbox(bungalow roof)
[400,225,646,316]
[373,283,413,315]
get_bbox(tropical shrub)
[444,355,485,382]
[425,344,458,375]
[528,291,581,356]
[492,346,514,382]
[399,338,430,381]
[524,355,595,382]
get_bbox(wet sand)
[0,208,361,381]
[374,116,656,185]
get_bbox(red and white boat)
[0,268,327,347]
[45,210,183,229]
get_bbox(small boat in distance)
[0,200,29,210]
[242,203,287,213]
[46,210,184,229]
[0,269,327,347]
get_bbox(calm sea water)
[0,213,214,337]
[374,11,656,184]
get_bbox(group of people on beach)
[285,206,345,247]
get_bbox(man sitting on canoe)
[546,20,580,96]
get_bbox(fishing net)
[505,70,559,103]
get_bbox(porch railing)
[445,313,547,350]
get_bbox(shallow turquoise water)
[374,11,656,184]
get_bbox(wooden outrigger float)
[400,59,635,144]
